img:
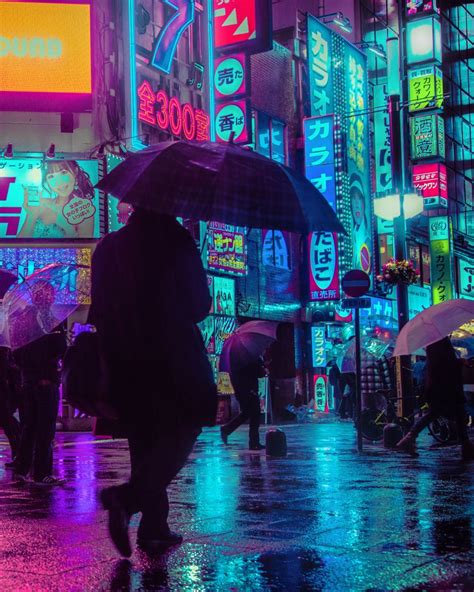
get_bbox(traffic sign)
[341,270,371,298]
[341,298,371,310]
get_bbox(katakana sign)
[214,53,247,99]
[304,115,337,212]
[213,0,272,54]
[215,99,250,143]
[413,163,447,209]
[408,65,444,112]
[308,231,340,301]
[307,15,333,117]
[410,114,445,160]
[429,216,453,304]
[311,326,326,367]
[207,222,247,276]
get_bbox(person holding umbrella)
[219,321,277,450]
[397,337,474,460]
[392,299,474,460]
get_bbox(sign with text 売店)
[0,0,92,111]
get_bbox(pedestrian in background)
[0,346,21,465]
[90,208,215,557]
[397,337,474,460]
[220,355,268,450]
[13,330,67,484]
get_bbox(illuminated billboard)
[408,66,443,112]
[307,15,333,117]
[213,275,236,316]
[213,0,272,55]
[215,99,250,144]
[207,222,247,276]
[304,115,337,212]
[0,159,100,239]
[406,17,441,65]
[214,54,247,100]
[0,1,92,111]
[410,114,445,160]
[413,163,447,209]
[311,326,326,367]
[0,246,92,305]
[429,216,453,304]
[308,231,340,302]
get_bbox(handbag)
[61,331,118,420]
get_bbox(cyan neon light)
[207,0,216,140]
[150,0,195,74]
[128,0,146,150]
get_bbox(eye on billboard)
[0,159,100,239]
[0,1,92,111]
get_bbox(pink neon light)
[182,103,196,140]
[169,97,182,136]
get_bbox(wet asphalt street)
[0,421,474,591]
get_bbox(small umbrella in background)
[219,321,278,373]
[2,263,89,349]
[97,141,345,235]
[337,337,392,373]
[393,299,474,357]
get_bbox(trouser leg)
[0,393,21,457]
[409,407,439,438]
[453,403,469,443]
[247,395,261,447]
[14,384,37,476]
[33,384,59,481]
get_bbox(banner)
[0,159,99,239]
[308,231,340,301]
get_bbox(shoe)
[101,487,132,558]
[396,432,418,456]
[249,443,265,451]
[137,531,183,554]
[34,476,66,486]
[461,441,474,461]
[220,427,228,445]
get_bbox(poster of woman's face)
[0,158,100,239]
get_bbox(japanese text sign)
[214,53,247,99]
[313,374,329,413]
[137,80,210,141]
[458,259,474,300]
[345,45,372,274]
[213,275,236,316]
[410,114,445,160]
[207,222,247,276]
[0,1,92,112]
[308,231,340,301]
[429,216,453,304]
[0,246,92,305]
[408,66,443,112]
[0,159,99,239]
[304,115,337,212]
[311,326,326,368]
[413,163,447,208]
[256,113,286,164]
[215,99,250,144]
[307,15,333,117]
[213,0,272,54]
[374,83,392,193]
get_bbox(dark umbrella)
[97,141,345,234]
[219,320,278,373]
[0,270,18,299]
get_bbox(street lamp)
[374,191,424,221]
[320,12,353,34]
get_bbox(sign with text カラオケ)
[0,1,92,111]
[308,231,340,301]
[0,159,99,239]
[311,326,326,368]
[304,115,337,212]
[307,15,333,117]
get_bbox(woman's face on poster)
[45,167,75,198]
[351,188,365,227]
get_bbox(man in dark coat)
[89,208,214,557]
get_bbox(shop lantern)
[406,17,441,65]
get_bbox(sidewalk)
[0,422,473,591]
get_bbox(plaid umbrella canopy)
[97,141,346,234]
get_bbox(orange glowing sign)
[0,1,92,111]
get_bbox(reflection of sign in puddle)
[63,197,96,225]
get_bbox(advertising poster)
[0,246,92,305]
[214,315,236,354]
[313,374,329,413]
[213,276,235,316]
[207,222,247,276]
[308,231,340,301]
[345,45,372,274]
[0,159,100,239]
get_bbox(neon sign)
[137,80,210,140]
[413,163,447,209]
[214,54,247,99]
[311,326,326,367]
[304,115,337,212]
[429,216,453,304]
[150,0,195,74]
[207,222,247,276]
[408,65,443,112]
[213,0,271,54]
[0,1,92,112]
[307,15,333,117]
[215,99,250,144]
[308,232,340,301]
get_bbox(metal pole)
[355,306,363,452]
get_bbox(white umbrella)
[393,299,474,357]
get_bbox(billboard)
[307,15,333,117]
[429,216,453,304]
[413,163,447,209]
[408,65,443,112]
[0,1,92,111]
[308,231,340,301]
[304,115,337,212]
[410,114,445,160]
[207,222,247,276]
[373,82,392,193]
[313,374,329,413]
[0,246,92,305]
[214,53,247,100]
[213,0,272,55]
[0,159,99,239]
[311,326,326,367]
[215,99,251,144]
[346,45,372,274]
